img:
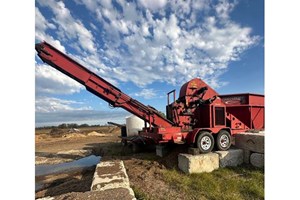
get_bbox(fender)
[185,128,211,144]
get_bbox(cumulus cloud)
[36,1,120,88]
[139,0,168,10]
[35,7,65,52]
[133,88,157,99]
[215,0,237,19]
[35,95,130,127]
[36,0,260,91]
[35,96,91,112]
[35,63,83,95]
[74,0,259,88]
[37,0,96,54]
[35,0,262,126]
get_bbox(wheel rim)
[200,136,212,150]
[220,134,229,148]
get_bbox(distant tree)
[68,123,78,128]
[58,123,67,129]
[79,123,89,127]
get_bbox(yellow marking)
[190,81,197,88]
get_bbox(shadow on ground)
[35,166,95,199]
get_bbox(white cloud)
[37,0,260,91]
[215,0,237,19]
[165,14,181,39]
[35,96,91,113]
[133,88,157,99]
[35,7,56,30]
[35,7,65,52]
[35,0,262,126]
[75,0,259,88]
[35,93,130,126]
[36,0,123,88]
[37,0,96,54]
[139,0,168,10]
[90,23,98,31]
[35,64,83,94]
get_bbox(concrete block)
[188,147,200,155]
[178,153,219,174]
[37,197,54,200]
[243,149,251,164]
[156,145,169,157]
[250,153,264,168]
[91,160,136,199]
[215,149,243,167]
[234,132,264,153]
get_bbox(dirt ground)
[36,126,264,200]
[35,126,191,200]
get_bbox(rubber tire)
[216,130,231,151]
[196,131,215,153]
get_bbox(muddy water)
[35,155,100,191]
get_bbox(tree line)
[36,123,104,129]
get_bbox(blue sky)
[35,0,264,127]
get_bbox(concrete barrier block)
[37,197,54,200]
[178,153,219,174]
[250,153,264,168]
[234,132,264,153]
[91,161,135,199]
[215,149,243,167]
[243,149,251,164]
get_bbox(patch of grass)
[132,185,151,200]
[163,164,264,200]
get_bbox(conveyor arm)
[35,42,174,128]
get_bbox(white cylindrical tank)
[126,115,145,137]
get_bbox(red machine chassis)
[36,41,264,148]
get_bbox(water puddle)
[36,155,100,176]
[35,155,100,191]
[35,182,44,191]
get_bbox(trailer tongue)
[36,41,264,153]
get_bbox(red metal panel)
[220,93,264,132]
[226,106,252,128]
[251,107,264,129]
[139,126,182,143]
[248,95,264,105]
[220,93,264,106]
[220,94,248,105]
